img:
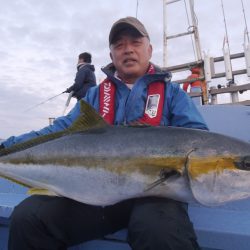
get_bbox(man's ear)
[149,44,153,59]
[109,52,113,61]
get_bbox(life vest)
[99,65,165,126]
[183,70,202,92]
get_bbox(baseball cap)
[109,16,149,45]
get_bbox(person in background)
[183,67,207,105]
[65,52,96,100]
[1,17,208,250]
[183,67,203,93]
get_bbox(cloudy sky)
[0,0,250,139]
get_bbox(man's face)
[110,32,152,83]
[78,58,84,64]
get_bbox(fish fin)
[0,100,108,156]
[67,100,109,133]
[144,169,180,192]
[28,188,58,196]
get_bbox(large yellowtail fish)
[0,101,250,206]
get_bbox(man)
[1,17,207,250]
[65,52,96,100]
[183,67,207,105]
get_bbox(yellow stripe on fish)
[188,156,239,179]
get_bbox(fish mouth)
[235,156,250,170]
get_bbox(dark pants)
[8,195,200,250]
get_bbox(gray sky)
[0,0,250,139]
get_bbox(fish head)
[186,134,250,206]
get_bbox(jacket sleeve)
[167,83,208,130]
[1,103,81,148]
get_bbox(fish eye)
[235,156,250,170]
[243,156,250,170]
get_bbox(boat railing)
[164,51,250,105]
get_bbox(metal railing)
[164,52,250,105]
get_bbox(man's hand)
[63,88,71,93]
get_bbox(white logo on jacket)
[145,94,160,118]
[102,82,111,117]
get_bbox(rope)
[220,0,231,49]
[240,0,249,43]
[220,0,234,84]
[136,0,139,18]
[184,0,197,61]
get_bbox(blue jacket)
[2,63,208,148]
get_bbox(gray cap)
[109,16,149,45]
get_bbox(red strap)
[99,79,116,125]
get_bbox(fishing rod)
[62,91,73,115]
[23,91,65,113]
